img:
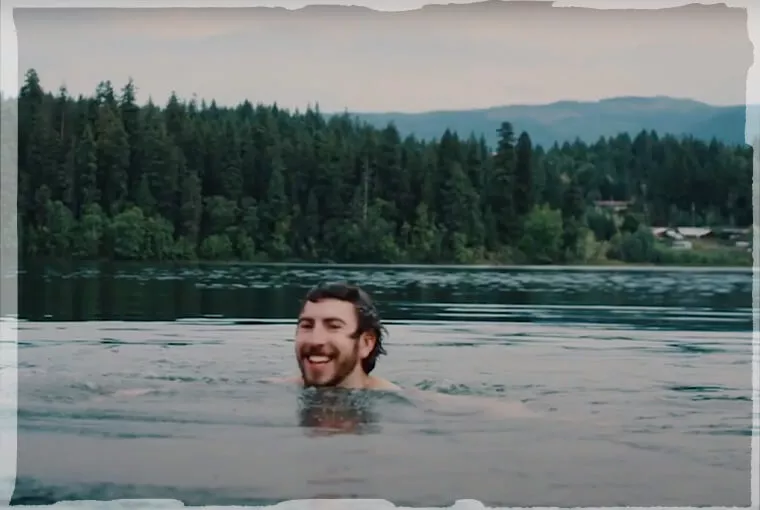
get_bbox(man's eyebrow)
[297,316,346,324]
[297,314,347,320]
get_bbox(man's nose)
[306,323,329,343]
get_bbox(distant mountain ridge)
[334,96,753,149]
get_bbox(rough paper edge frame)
[0,0,756,509]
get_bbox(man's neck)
[334,370,372,390]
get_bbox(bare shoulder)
[366,376,402,391]
[263,375,401,391]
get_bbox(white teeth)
[308,355,330,363]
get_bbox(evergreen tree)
[11,68,753,266]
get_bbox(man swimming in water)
[106,281,536,419]
[276,281,536,419]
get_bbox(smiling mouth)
[306,355,332,365]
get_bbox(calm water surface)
[10,262,755,506]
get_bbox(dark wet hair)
[301,281,388,374]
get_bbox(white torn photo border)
[0,0,757,509]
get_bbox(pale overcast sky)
[10,0,754,113]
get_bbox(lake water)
[8,262,756,507]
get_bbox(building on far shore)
[651,226,751,251]
[593,200,632,213]
[651,227,696,250]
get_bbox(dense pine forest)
[7,69,755,266]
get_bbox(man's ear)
[359,331,377,358]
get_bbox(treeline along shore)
[8,69,755,266]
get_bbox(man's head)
[294,281,387,388]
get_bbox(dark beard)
[298,344,360,387]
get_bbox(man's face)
[295,298,374,388]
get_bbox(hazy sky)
[10,0,755,113]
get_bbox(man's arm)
[406,389,540,418]
[262,376,538,418]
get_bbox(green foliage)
[586,210,617,242]
[607,226,657,263]
[13,68,754,266]
[518,205,563,264]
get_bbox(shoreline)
[14,257,756,272]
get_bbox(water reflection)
[297,388,381,436]
[16,261,753,332]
